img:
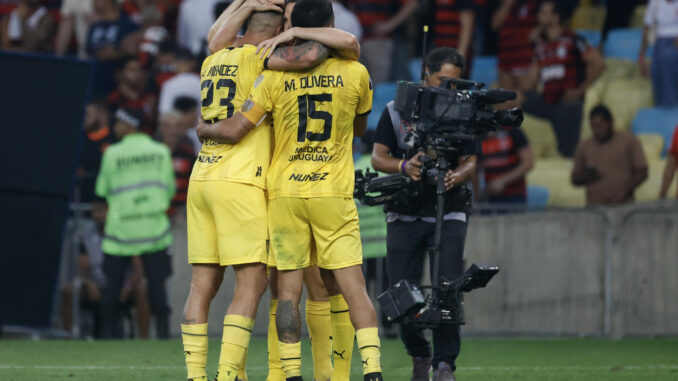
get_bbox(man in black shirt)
[370,47,476,381]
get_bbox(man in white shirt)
[331,0,362,41]
[158,48,201,114]
[177,0,223,55]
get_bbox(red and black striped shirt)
[347,0,403,39]
[432,0,473,49]
[535,30,589,104]
[480,127,529,197]
[498,0,538,72]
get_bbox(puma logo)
[362,359,369,366]
[334,349,346,359]
[184,351,191,356]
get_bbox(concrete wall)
[166,202,678,338]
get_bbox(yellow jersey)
[244,58,373,199]
[190,45,272,189]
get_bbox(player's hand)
[196,118,208,143]
[638,55,650,77]
[445,170,458,190]
[246,0,283,12]
[405,152,424,181]
[257,28,295,59]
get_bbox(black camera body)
[378,264,500,327]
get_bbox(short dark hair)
[115,55,141,72]
[540,0,575,23]
[590,104,613,122]
[291,0,334,28]
[425,47,465,75]
[174,96,199,113]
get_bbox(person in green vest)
[95,107,175,339]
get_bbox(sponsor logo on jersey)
[288,172,329,182]
[197,155,223,164]
[288,146,333,162]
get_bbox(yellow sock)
[238,348,248,380]
[278,341,302,378]
[329,295,355,381]
[181,323,208,380]
[267,299,286,381]
[217,315,254,381]
[356,327,382,375]
[306,299,333,381]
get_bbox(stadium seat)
[632,108,678,155]
[527,185,550,207]
[527,158,585,207]
[601,78,654,131]
[576,29,602,48]
[409,57,423,82]
[603,28,643,60]
[367,82,398,130]
[521,114,559,158]
[637,133,665,160]
[571,5,606,31]
[470,56,498,88]
[636,158,678,201]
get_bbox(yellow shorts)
[268,197,363,270]
[187,180,267,266]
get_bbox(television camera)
[355,77,521,327]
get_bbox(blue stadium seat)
[576,29,602,48]
[367,82,398,130]
[631,108,678,155]
[603,28,643,60]
[527,185,550,208]
[470,56,498,88]
[409,57,423,82]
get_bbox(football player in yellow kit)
[208,0,360,380]
[180,0,361,380]
[197,1,383,380]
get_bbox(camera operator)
[370,47,475,381]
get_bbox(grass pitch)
[1,337,677,380]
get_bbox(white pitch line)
[1,365,678,371]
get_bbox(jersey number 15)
[297,93,332,143]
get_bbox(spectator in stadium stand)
[476,125,534,205]
[177,0,222,55]
[96,107,175,339]
[0,0,55,52]
[87,0,139,95]
[331,0,362,41]
[78,98,116,203]
[55,0,93,58]
[430,0,474,64]
[571,105,648,207]
[121,5,170,65]
[347,0,418,83]
[518,0,606,158]
[156,111,196,216]
[173,96,201,155]
[60,199,151,339]
[660,125,678,199]
[108,56,158,135]
[158,48,200,114]
[492,0,538,90]
[640,0,678,107]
